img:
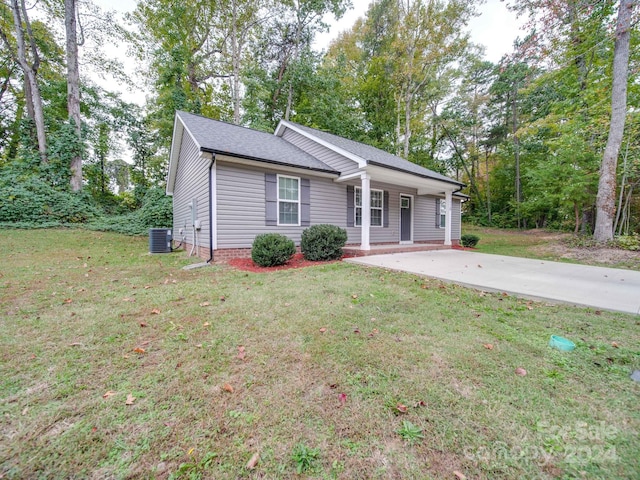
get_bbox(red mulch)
[227,253,344,272]
[452,244,476,251]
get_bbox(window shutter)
[265,173,277,226]
[383,191,389,228]
[346,185,354,227]
[301,178,310,227]
[435,198,440,228]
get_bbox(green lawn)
[1,229,638,479]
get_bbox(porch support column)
[361,173,371,250]
[444,190,452,246]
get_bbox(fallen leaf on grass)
[103,391,116,399]
[483,343,494,350]
[338,393,347,405]
[611,342,619,348]
[246,452,260,470]
[237,345,246,361]
[351,294,358,299]
[133,347,146,354]
[396,403,408,414]
[151,308,161,315]
[223,383,234,393]
[203,322,211,327]
[22,407,28,415]
[319,327,327,333]
[414,400,427,408]
[353,328,360,334]
[125,393,136,405]
[122,297,135,302]
[453,471,467,480]
[63,298,73,304]
[69,342,82,347]
[515,367,527,376]
[200,301,211,307]
[139,322,148,327]
[219,296,226,302]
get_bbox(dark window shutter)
[265,173,277,226]
[383,191,389,228]
[301,178,310,226]
[346,185,354,227]
[435,198,440,228]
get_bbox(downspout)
[206,155,215,263]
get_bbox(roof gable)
[167,112,339,193]
[277,120,463,187]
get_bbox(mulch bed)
[227,253,344,272]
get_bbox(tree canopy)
[0,0,638,239]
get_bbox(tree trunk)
[512,81,521,229]
[231,0,241,125]
[403,90,411,159]
[593,0,634,242]
[10,0,47,162]
[66,0,83,191]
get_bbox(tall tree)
[594,0,636,241]
[65,0,82,191]
[4,0,47,161]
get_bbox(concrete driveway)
[345,250,640,315]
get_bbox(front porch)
[343,242,453,258]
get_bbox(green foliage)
[300,224,347,261]
[460,233,480,248]
[396,420,424,444]
[291,443,320,474]
[251,233,295,267]
[87,187,172,236]
[0,171,99,226]
[616,234,640,251]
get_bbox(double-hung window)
[355,187,383,227]
[278,175,300,225]
[439,199,446,228]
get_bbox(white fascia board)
[333,171,366,183]
[276,121,367,169]
[363,165,459,195]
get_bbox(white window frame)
[355,186,383,227]
[439,198,446,228]
[277,174,300,226]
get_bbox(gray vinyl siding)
[414,197,461,242]
[281,128,360,176]
[216,161,349,249]
[172,132,210,249]
[345,181,415,244]
[452,200,461,239]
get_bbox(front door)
[400,195,412,243]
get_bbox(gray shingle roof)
[286,121,464,186]
[177,111,338,174]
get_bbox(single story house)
[166,111,466,261]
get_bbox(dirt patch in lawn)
[531,241,640,269]
[227,252,342,272]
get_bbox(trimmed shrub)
[461,234,480,248]
[301,224,348,261]
[251,233,296,267]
